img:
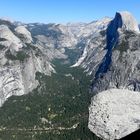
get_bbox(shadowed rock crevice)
[91,11,140,94]
[95,12,122,79]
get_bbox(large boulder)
[88,89,140,140]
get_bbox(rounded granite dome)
[88,89,140,140]
[15,26,32,43]
[115,11,139,32]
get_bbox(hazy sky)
[0,0,139,23]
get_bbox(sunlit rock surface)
[88,89,140,140]
[0,25,23,51]
[15,26,32,43]
[116,11,139,32]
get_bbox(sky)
[0,0,139,23]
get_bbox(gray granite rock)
[88,89,140,140]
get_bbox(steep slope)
[67,17,111,38]
[74,11,140,93]
[0,18,106,107]
[116,11,139,32]
[91,11,140,93]
[72,17,111,67]
[0,59,95,140]
[0,23,55,107]
[0,12,139,140]
[0,18,109,140]
[15,26,33,43]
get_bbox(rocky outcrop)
[0,46,55,107]
[0,17,113,107]
[91,12,140,93]
[73,11,140,93]
[0,25,23,51]
[15,26,32,43]
[115,11,139,32]
[0,65,24,106]
[0,12,140,139]
[0,24,55,107]
[70,11,140,139]
[93,12,134,78]
[88,89,140,140]
[72,17,111,67]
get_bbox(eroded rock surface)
[88,89,140,140]
[15,26,32,43]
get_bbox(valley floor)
[0,59,99,140]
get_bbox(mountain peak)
[115,11,139,32]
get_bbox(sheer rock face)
[90,12,140,94]
[70,11,140,139]
[0,18,112,107]
[88,89,140,140]
[0,24,55,107]
[86,12,140,140]
[0,46,55,106]
[73,11,140,94]
[115,11,139,32]
[0,12,140,140]
[0,65,24,106]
